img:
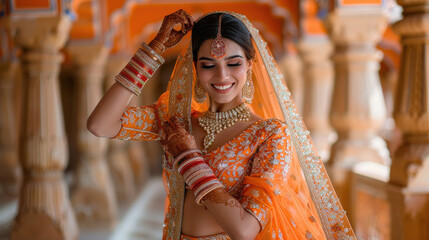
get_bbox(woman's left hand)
[160,116,197,157]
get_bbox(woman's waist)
[182,190,224,237]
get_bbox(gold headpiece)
[210,14,227,58]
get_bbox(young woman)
[88,10,356,240]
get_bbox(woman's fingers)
[180,10,193,33]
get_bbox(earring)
[194,80,207,103]
[242,69,254,103]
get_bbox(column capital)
[326,9,388,45]
[393,1,429,39]
[8,16,72,51]
[298,36,333,70]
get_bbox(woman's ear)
[247,59,253,70]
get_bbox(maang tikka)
[211,14,227,58]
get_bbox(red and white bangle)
[141,42,165,64]
[177,152,224,206]
[115,43,164,95]
[173,149,201,168]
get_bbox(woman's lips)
[211,83,235,93]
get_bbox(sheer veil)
[165,11,356,240]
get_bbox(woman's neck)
[208,96,244,112]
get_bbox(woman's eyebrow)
[198,55,244,61]
[226,55,243,60]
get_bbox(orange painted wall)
[13,0,51,9]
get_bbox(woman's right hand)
[149,9,194,54]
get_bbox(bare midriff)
[181,189,224,237]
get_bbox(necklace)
[198,103,251,153]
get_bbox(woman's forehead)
[197,38,245,60]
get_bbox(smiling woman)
[87,10,356,240]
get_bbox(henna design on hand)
[202,188,246,220]
[150,9,194,53]
[160,116,198,157]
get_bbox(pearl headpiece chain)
[198,103,250,153]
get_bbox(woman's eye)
[201,65,215,69]
[228,63,242,67]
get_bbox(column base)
[11,178,78,240]
[72,159,117,228]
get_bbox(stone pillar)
[104,57,136,202]
[67,45,117,227]
[298,37,336,162]
[0,61,22,197]
[279,53,304,113]
[388,1,429,239]
[326,9,391,213]
[9,17,78,240]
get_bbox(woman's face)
[196,38,252,106]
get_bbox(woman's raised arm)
[87,9,193,138]
[87,82,134,138]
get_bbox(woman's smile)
[211,82,235,92]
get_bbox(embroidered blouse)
[112,93,326,240]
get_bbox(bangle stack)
[115,43,165,95]
[174,149,224,206]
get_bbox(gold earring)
[242,69,254,103]
[194,80,207,103]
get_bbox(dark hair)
[192,13,255,61]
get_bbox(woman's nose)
[215,65,228,81]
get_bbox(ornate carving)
[10,16,78,240]
[390,0,429,188]
[326,8,391,213]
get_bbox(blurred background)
[0,0,427,239]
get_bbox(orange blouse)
[112,94,327,240]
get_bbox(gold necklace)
[198,103,251,153]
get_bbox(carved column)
[104,57,136,202]
[326,9,391,213]
[298,37,336,162]
[9,17,78,240]
[68,45,117,227]
[388,1,429,239]
[279,53,304,113]
[0,61,22,197]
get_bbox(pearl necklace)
[198,103,251,153]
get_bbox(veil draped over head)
[164,11,356,240]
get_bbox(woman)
[88,10,356,240]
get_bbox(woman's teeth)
[212,84,233,90]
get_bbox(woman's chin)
[208,94,242,106]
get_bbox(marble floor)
[0,177,166,240]
[82,177,166,240]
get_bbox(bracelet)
[195,181,224,205]
[136,49,161,70]
[115,43,162,96]
[115,74,143,95]
[123,65,147,85]
[141,42,165,64]
[177,153,224,206]
[174,149,202,168]
[129,57,153,76]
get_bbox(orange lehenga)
[112,11,356,240]
[114,94,325,240]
